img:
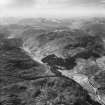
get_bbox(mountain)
[0,17,105,105]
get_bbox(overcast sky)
[0,0,105,18]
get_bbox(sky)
[0,0,105,18]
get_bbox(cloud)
[0,0,104,18]
[0,0,104,9]
[68,0,104,5]
[8,0,35,8]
